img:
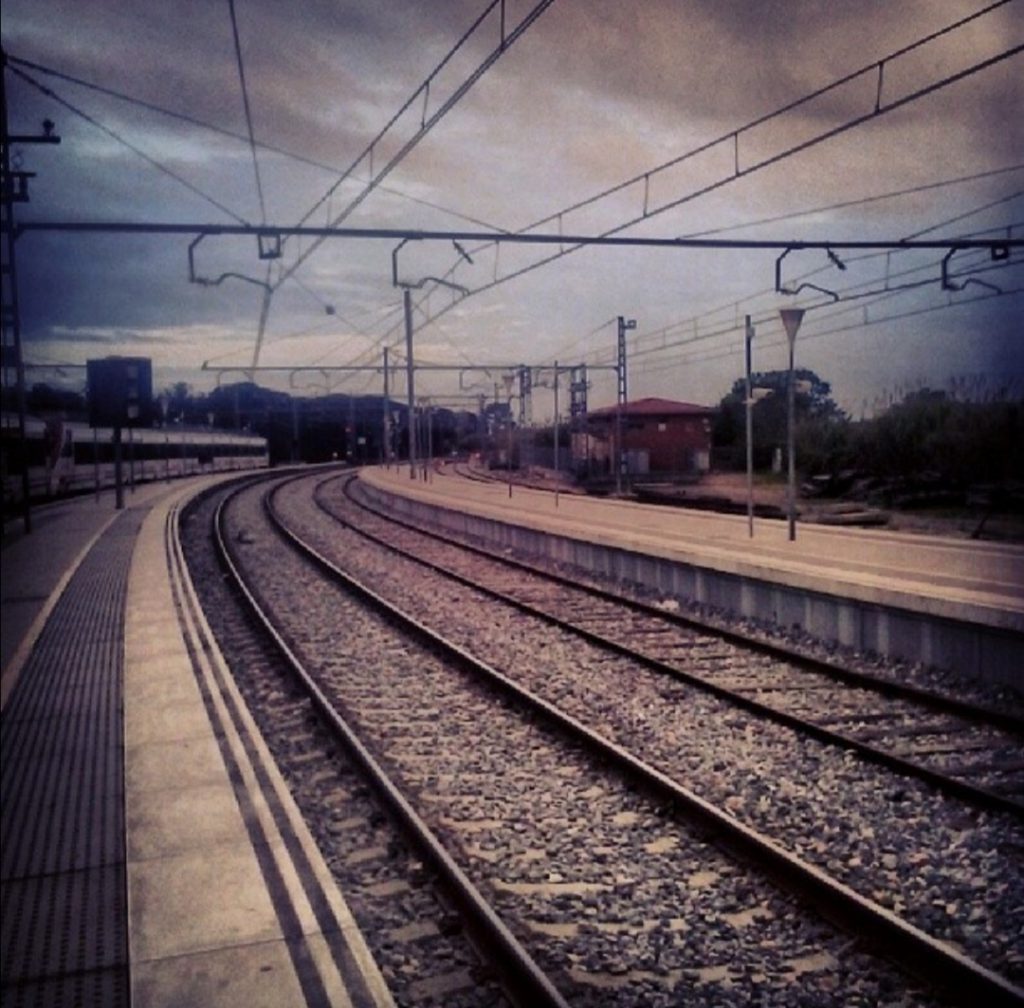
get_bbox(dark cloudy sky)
[3,0,1022,417]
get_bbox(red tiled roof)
[588,397,712,418]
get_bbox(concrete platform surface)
[360,465,1023,684]
[2,478,396,1007]
[366,465,1024,628]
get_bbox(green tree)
[713,369,846,471]
[162,381,193,423]
[853,389,1023,485]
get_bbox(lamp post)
[779,307,805,541]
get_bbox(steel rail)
[342,472,1024,734]
[265,471,1024,1008]
[326,472,1023,818]
[212,475,569,1008]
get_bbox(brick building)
[582,397,713,476]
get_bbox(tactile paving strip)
[1,510,144,1008]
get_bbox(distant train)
[1,414,269,506]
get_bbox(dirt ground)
[692,472,1024,542]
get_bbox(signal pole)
[745,315,755,538]
[2,56,60,533]
[403,288,416,478]
[616,316,635,495]
[382,346,390,466]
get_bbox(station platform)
[1,479,394,1008]
[360,464,1024,686]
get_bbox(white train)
[1,414,269,505]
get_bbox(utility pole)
[426,402,433,480]
[552,361,560,479]
[745,315,755,538]
[503,372,515,498]
[382,346,390,466]
[570,364,588,478]
[2,60,60,533]
[403,288,416,478]
[616,316,635,495]
[518,365,531,473]
[347,392,355,463]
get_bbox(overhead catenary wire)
[535,182,1023,369]
[400,2,1020,338]
[2,53,511,233]
[628,284,1024,382]
[248,0,556,368]
[421,42,1022,328]
[271,0,554,276]
[593,191,1023,369]
[227,0,267,225]
[8,9,1015,405]
[673,166,1024,242]
[6,63,250,225]
[623,253,1020,375]
[586,247,1019,382]
[623,252,1020,372]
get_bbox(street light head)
[779,307,805,342]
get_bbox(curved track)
[182,472,549,1008]
[188,469,1024,1005]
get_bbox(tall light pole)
[779,307,805,542]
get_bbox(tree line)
[712,370,1023,489]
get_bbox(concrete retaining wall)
[360,480,1023,686]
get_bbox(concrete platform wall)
[360,481,1023,687]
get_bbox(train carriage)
[1,414,269,507]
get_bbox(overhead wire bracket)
[257,232,282,259]
[941,247,1005,294]
[188,233,271,291]
[775,246,840,301]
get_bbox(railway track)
[301,470,1023,995]
[335,473,1024,817]
[180,474,538,1008]
[184,469,1023,1005]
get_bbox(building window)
[658,422,667,432]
